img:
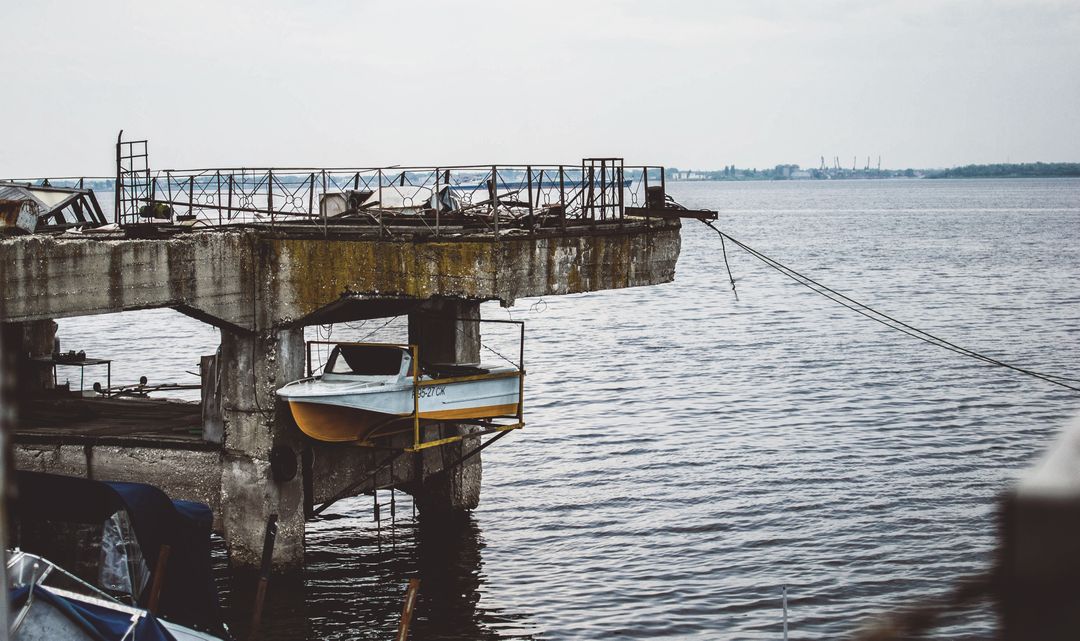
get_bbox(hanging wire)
[702,223,739,300]
[357,315,402,342]
[702,221,1080,394]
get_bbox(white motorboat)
[277,343,522,444]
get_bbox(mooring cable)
[701,221,1080,394]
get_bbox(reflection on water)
[214,494,539,641]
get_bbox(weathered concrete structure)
[3,220,682,568]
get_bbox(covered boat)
[277,342,523,446]
[7,551,224,641]
[8,471,227,638]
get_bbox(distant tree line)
[926,162,1080,179]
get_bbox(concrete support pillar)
[406,299,483,518]
[407,298,481,365]
[218,327,306,569]
[0,319,56,394]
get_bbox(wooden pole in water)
[247,513,278,641]
[396,578,421,641]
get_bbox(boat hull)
[288,399,521,442]
[282,372,521,443]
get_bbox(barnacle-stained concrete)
[0,221,681,330]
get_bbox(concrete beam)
[0,222,681,330]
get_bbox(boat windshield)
[326,345,404,375]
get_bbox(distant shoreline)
[667,162,1080,182]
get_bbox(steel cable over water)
[702,221,1080,394]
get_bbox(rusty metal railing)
[110,135,675,237]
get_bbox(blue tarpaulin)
[10,585,177,641]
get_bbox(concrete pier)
[2,220,682,568]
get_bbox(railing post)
[618,162,625,221]
[308,172,315,219]
[559,165,566,231]
[226,174,234,222]
[526,164,533,219]
[216,171,222,226]
[166,170,173,216]
[378,169,384,237]
[586,162,595,222]
[321,170,328,236]
[434,168,441,238]
[600,159,607,221]
[115,131,122,225]
[490,165,499,239]
[188,175,194,218]
[267,169,274,227]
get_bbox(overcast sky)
[3,0,1078,176]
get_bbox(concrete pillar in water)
[218,327,306,569]
[406,299,483,518]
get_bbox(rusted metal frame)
[411,344,421,450]
[436,429,511,475]
[68,197,87,223]
[85,189,106,226]
[434,167,441,238]
[406,421,522,452]
[138,198,318,218]
[187,175,194,218]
